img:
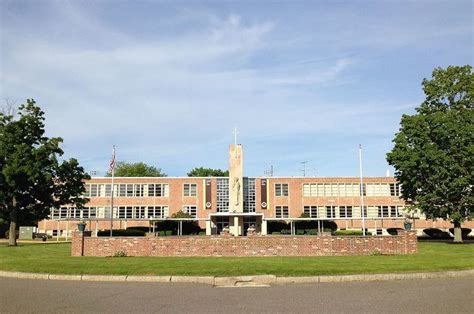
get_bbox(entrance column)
[261,220,268,235]
[233,216,240,236]
[206,221,212,236]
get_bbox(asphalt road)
[0,277,473,313]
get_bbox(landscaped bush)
[267,221,288,233]
[320,220,338,232]
[387,228,404,236]
[126,226,150,232]
[280,229,291,235]
[423,228,452,239]
[333,230,372,236]
[448,228,472,239]
[97,229,146,237]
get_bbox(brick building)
[38,144,470,237]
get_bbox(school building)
[38,144,468,238]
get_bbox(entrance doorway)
[243,216,258,235]
[214,217,230,234]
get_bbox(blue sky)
[1,1,472,177]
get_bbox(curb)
[0,270,473,286]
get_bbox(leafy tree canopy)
[386,65,473,242]
[187,167,229,177]
[0,99,90,245]
[107,162,166,177]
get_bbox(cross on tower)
[232,127,240,158]
[232,127,239,146]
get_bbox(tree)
[107,162,166,177]
[187,167,228,177]
[0,99,90,246]
[387,65,473,243]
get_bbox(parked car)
[34,232,51,241]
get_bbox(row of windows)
[84,184,170,198]
[277,206,405,219]
[51,206,183,219]
[301,183,401,197]
[83,181,401,199]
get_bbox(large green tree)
[387,65,473,242]
[0,99,90,246]
[187,167,228,177]
[107,161,166,177]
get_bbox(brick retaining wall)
[71,231,417,257]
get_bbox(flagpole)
[110,145,115,237]
[359,144,366,236]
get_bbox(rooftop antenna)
[301,161,309,177]
[264,165,274,177]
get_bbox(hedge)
[448,228,472,239]
[333,230,372,236]
[423,228,451,239]
[97,229,145,237]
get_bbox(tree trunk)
[8,198,18,246]
[453,221,463,243]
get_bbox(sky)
[1,0,472,177]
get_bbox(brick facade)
[72,230,417,257]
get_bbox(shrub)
[320,220,338,232]
[333,230,372,236]
[113,250,127,257]
[307,229,318,235]
[423,228,452,239]
[5,230,19,239]
[126,226,150,232]
[387,228,404,236]
[280,229,291,235]
[448,228,472,239]
[97,229,146,237]
[271,231,281,235]
[296,229,305,235]
[267,221,288,233]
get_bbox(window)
[51,208,60,219]
[303,183,319,197]
[84,184,91,197]
[134,184,144,197]
[216,178,229,212]
[82,207,89,219]
[243,178,256,213]
[134,206,146,219]
[326,206,336,218]
[360,183,366,196]
[183,183,198,197]
[146,184,169,197]
[90,184,98,197]
[183,205,197,218]
[118,206,126,219]
[126,184,134,197]
[275,183,289,196]
[147,206,168,218]
[303,206,318,218]
[377,206,390,218]
[275,206,289,218]
[119,184,126,197]
[390,183,400,196]
[361,206,367,217]
[339,206,352,218]
[89,207,97,218]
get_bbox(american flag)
[109,146,116,173]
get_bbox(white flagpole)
[359,144,366,236]
[110,145,115,237]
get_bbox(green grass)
[0,242,472,276]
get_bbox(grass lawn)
[0,242,472,277]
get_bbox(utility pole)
[359,144,366,236]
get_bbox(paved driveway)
[0,277,473,313]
